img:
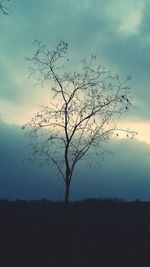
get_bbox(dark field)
[0,199,150,267]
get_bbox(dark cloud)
[0,121,61,200]
[0,121,150,201]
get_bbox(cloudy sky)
[0,0,150,201]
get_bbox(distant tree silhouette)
[0,0,9,15]
[23,41,136,203]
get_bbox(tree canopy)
[23,41,136,202]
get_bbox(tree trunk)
[64,169,72,220]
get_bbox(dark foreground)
[0,198,150,267]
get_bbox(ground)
[0,199,150,267]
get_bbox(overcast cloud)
[0,0,150,200]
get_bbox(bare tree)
[23,40,136,203]
[0,0,9,15]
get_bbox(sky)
[0,0,150,201]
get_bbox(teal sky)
[1,0,150,142]
[0,0,150,200]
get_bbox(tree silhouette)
[23,41,136,203]
[0,0,9,15]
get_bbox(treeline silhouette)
[0,198,150,267]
